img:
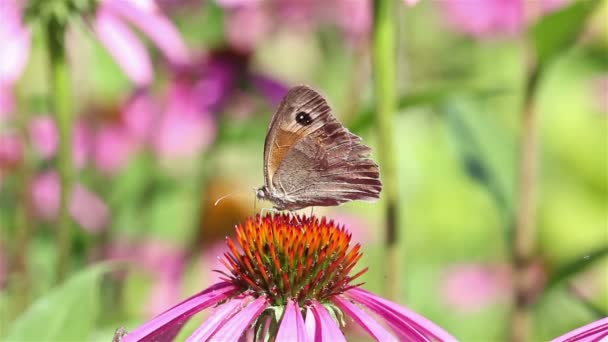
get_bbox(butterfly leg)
[260,207,280,219]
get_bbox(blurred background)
[0,0,606,341]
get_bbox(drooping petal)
[550,317,608,342]
[123,282,237,342]
[93,8,153,86]
[311,301,346,342]
[185,297,245,341]
[209,296,268,341]
[276,299,308,342]
[304,306,316,340]
[346,288,457,342]
[332,296,396,341]
[104,0,190,65]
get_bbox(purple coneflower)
[123,214,456,341]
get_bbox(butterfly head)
[256,186,268,200]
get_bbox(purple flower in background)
[30,171,109,232]
[440,0,569,39]
[551,317,608,342]
[123,215,456,342]
[0,0,31,118]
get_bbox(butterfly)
[256,85,382,211]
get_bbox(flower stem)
[372,0,400,300]
[510,52,541,342]
[46,20,74,283]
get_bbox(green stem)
[11,90,33,315]
[510,51,541,342]
[372,0,400,300]
[46,21,74,283]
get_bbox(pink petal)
[332,296,396,341]
[304,306,316,340]
[123,282,237,342]
[551,317,608,342]
[185,297,245,341]
[347,288,457,342]
[104,0,189,65]
[210,296,268,341]
[29,116,59,160]
[0,0,31,84]
[311,301,346,342]
[276,299,308,342]
[403,0,420,6]
[69,184,109,233]
[93,8,153,86]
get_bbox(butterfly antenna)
[213,192,235,207]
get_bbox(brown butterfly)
[256,85,382,211]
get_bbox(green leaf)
[545,246,608,291]
[5,263,114,341]
[529,0,601,68]
[442,99,517,223]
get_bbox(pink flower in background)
[153,80,216,161]
[123,215,456,342]
[440,0,569,39]
[30,171,109,232]
[441,263,511,313]
[0,0,31,118]
[93,0,190,86]
[0,0,189,102]
[29,116,59,160]
[551,317,608,342]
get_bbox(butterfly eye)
[295,111,313,125]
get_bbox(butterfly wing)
[262,85,381,210]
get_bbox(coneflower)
[123,214,456,341]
